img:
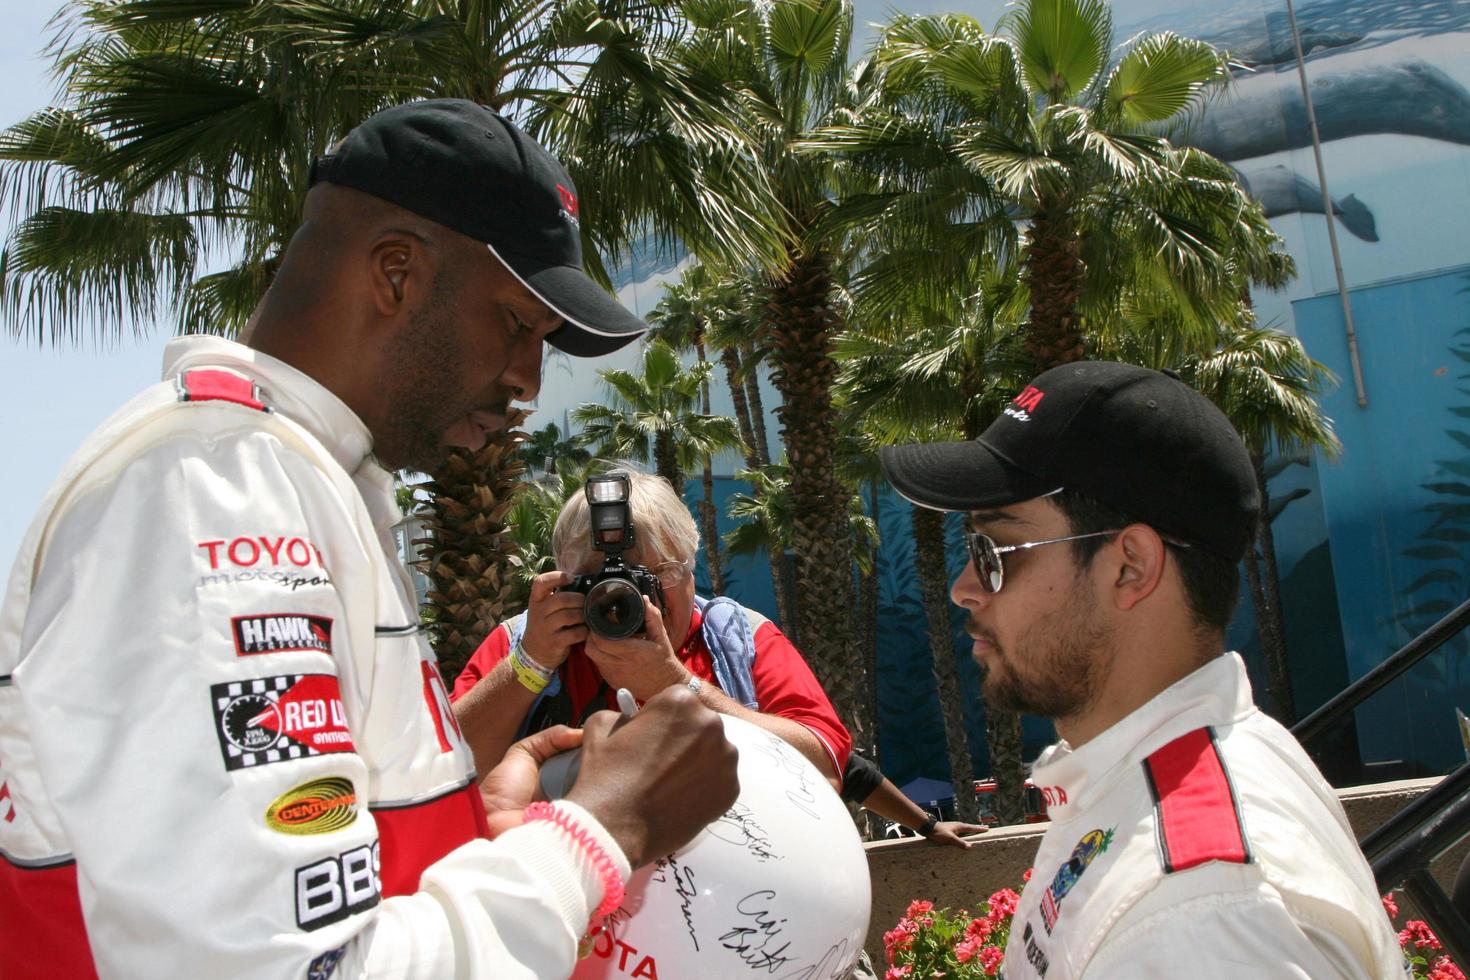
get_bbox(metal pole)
[1283,0,1368,408]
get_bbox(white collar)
[161,335,375,477]
[1031,653,1257,823]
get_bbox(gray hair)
[552,469,699,572]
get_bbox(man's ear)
[1111,524,1168,612]
[368,236,416,316]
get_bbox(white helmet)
[562,714,871,979]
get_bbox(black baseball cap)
[308,99,646,357]
[879,362,1259,560]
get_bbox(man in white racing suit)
[880,362,1404,978]
[0,99,738,979]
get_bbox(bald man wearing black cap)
[880,362,1401,979]
[0,100,736,979]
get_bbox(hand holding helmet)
[565,685,739,869]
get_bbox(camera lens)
[584,578,646,639]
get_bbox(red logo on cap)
[556,184,578,217]
[1013,386,1046,413]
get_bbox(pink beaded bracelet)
[523,802,627,927]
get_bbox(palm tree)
[672,0,875,747]
[649,265,729,594]
[0,0,785,344]
[724,462,877,640]
[1171,327,1341,724]
[571,341,746,564]
[414,411,532,685]
[835,271,1030,823]
[814,0,1273,373]
[519,422,589,475]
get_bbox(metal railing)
[1290,597,1470,966]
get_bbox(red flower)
[1382,892,1399,919]
[1400,920,1443,951]
[884,967,912,980]
[955,936,983,964]
[965,916,994,942]
[979,945,1005,976]
[1023,868,1033,883]
[883,920,918,960]
[987,888,1021,922]
[906,899,934,920]
[1429,956,1467,980]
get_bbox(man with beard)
[879,362,1402,978]
[0,100,737,979]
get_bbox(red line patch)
[1143,727,1250,873]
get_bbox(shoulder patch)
[1143,726,1251,873]
[176,369,268,412]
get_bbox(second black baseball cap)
[878,362,1259,561]
[309,98,646,357]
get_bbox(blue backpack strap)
[695,595,760,709]
[503,612,562,738]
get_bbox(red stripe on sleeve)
[0,856,98,980]
[1144,727,1250,873]
[180,369,267,411]
[372,782,489,897]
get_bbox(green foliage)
[572,340,746,491]
[0,0,784,344]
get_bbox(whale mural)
[1234,165,1378,241]
[1192,56,1470,162]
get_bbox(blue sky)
[1,7,175,568]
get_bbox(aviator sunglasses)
[964,529,1122,594]
[967,527,1193,593]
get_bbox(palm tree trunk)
[721,347,761,471]
[861,480,882,743]
[742,342,773,468]
[1022,202,1087,372]
[1253,451,1295,723]
[986,711,1026,825]
[771,548,798,644]
[654,431,682,497]
[696,340,725,595]
[701,462,724,595]
[913,507,981,823]
[418,410,531,686]
[765,251,868,749]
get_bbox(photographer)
[452,470,850,789]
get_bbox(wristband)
[509,643,552,694]
[524,801,627,929]
[686,673,703,696]
[918,814,938,837]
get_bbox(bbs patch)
[211,674,355,771]
[297,842,380,931]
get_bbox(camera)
[564,473,666,639]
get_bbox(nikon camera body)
[563,472,666,639]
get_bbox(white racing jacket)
[1005,653,1405,980]
[0,336,627,979]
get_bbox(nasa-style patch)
[211,674,355,771]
